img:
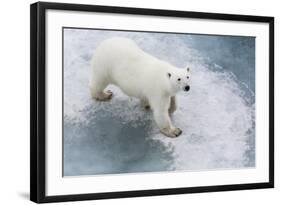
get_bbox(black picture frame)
[30,1,274,203]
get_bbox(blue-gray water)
[63,28,255,176]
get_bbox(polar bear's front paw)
[95,90,113,101]
[160,127,182,138]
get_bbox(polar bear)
[90,37,191,137]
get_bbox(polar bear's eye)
[178,78,181,81]
[187,76,189,79]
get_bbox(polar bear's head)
[167,67,191,93]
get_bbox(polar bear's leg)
[141,98,150,110]
[90,79,113,101]
[169,96,177,114]
[151,97,182,138]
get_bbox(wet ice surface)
[63,29,255,176]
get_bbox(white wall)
[0,0,279,204]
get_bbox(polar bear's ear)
[186,67,190,72]
[167,72,171,78]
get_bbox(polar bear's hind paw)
[94,90,113,101]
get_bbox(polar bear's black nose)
[184,85,190,92]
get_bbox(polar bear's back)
[92,37,152,68]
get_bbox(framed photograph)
[30,1,274,203]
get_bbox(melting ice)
[63,28,255,176]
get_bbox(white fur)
[90,37,191,137]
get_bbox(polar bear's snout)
[184,85,190,92]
